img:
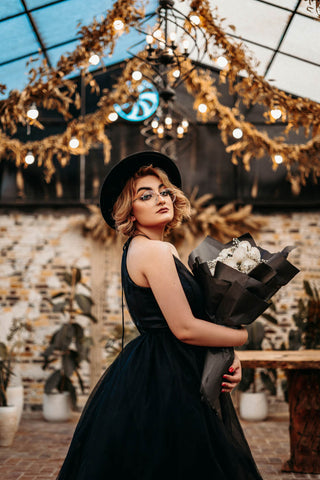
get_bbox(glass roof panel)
[297,0,320,19]
[31,0,108,46]
[0,0,24,20]
[24,0,68,8]
[0,15,39,64]
[0,55,45,99]
[241,42,274,75]
[209,0,291,49]
[280,14,320,64]
[267,53,320,102]
[258,0,298,9]
[46,40,80,70]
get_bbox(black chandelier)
[125,0,210,154]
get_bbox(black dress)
[57,239,263,480]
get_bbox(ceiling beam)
[19,0,52,68]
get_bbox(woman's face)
[131,175,175,230]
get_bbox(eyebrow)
[136,183,164,193]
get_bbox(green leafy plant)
[0,319,32,407]
[42,267,97,409]
[104,323,139,366]
[290,280,320,350]
[0,343,13,407]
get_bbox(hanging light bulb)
[113,19,124,30]
[198,103,207,113]
[169,32,177,44]
[165,116,172,129]
[27,103,39,120]
[151,119,159,131]
[274,154,283,164]
[146,35,153,45]
[217,56,228,68]
[182,39,189,52]
[232,128,243,139]
[181,119,189,131]
[190,14,200,25]
[177,125,184,138]
[89,54,100,66]
[108,112,118,122]
[270,107,282,120]
[69,137,80,149]
[157,125,164,138]
[173,69,180,78]
[132,70,142,81]
[25,151,35,165]
[153,29,162,40]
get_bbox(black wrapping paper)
[188,233,299,411]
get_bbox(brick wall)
[0,210,319,408]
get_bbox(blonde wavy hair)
[112,166,190,237]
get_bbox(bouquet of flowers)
[188,233,299,412]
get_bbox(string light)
[69,137,80,149]
[217,56,228,68]
[232,128,243,139]
[198,103,207,113]
[173,69,180,78]
[274,154,283,164]
[190,14,201,25]
[132,70,142,81]
[25,151,35,165]
[113,19,124,30]
[27,103,39,120]
[270,108,282,120]
[151,119,159,131]
[108,112,118,122]
[89,54,100,66]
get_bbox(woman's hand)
[221,353,242,393]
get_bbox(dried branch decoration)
[0,0,319,184]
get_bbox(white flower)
[247,246,261,262]
[238,240,252,252]
[219,248,233,260]
[223,257,239,269]
[240,258,259,273]
[232,245,248,263]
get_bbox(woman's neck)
[134,227,164,241]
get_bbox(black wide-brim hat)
[99,151,182,229]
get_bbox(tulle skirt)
[57,330,262,480]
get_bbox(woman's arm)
[132,241,248,348]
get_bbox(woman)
[57,151,262,480]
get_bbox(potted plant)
[42,266,97,421]
[0,318,32,446]
[0,342,18,446]
[237,319,278,421]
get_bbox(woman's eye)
[160,189,170,197]
[141,193,153,201]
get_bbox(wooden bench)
[237,350,320,474]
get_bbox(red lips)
[157,207,169,214]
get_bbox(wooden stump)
[282,369,320,473]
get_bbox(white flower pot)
[0,405,18,446]
[43,392,72,422]
[7,385,24,427]
[239,391,268,421]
